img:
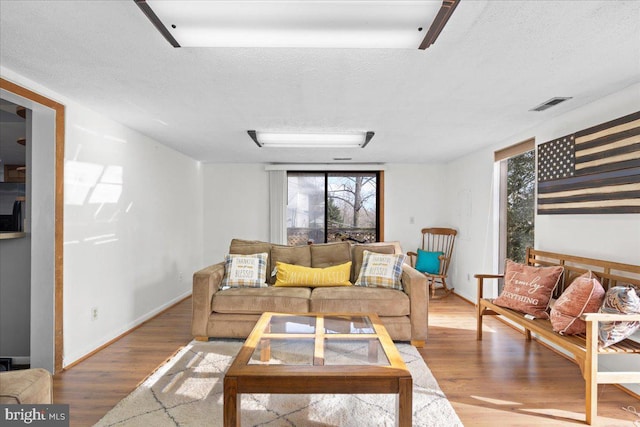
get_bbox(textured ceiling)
[1,0,639,164]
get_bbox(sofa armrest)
[192,262,225,338]
[401,264,429,343]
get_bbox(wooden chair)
[408,227,457,299]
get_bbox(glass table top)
[247,314,389,367]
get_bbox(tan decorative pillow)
[354,250,406,290]
[494,259,564,319]
[351,244,395,283]
[221,253,268,288]
[550,271,605,335]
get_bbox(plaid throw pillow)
[221,253,268,288]
[354,250,406,290]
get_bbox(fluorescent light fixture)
[248,131,374,148]
[135,0,459,49]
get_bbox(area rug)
[95,339,462,426]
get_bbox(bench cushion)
[212,287,310,314]
[310,286,410,316]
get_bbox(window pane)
[287,173,325,245]
[327,173,377,243]
[506,150,535,263]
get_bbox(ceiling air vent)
[530,97,572,112]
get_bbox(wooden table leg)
[223,376,240,427]
[397,376,412,427]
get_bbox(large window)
[287,172,380,245]
[497,140,535,264]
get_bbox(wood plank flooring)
[53,295,639,426]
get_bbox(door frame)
[0,78,65,373]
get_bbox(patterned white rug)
[95,339,463,426]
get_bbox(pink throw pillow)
[494,259,564,319]
[550,271,606,335]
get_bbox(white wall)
[444,149,498,302]
[445,82,640,393]
[446,82,640,301]
[200,163,447,265]
[383,164,450,253]
[1,68,204,367]
[202,164,270,264]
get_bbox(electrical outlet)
[409,216,415,224]
[467,273,471,281]
[91,307,98,321]
[179,272,183,282]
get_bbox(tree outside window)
[504,150,535,263]
[287,172,379,245]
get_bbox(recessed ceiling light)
[248,131,374,148]
[135,0,459,49]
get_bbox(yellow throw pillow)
[274,261,352,287]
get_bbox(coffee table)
[223,312,412,426]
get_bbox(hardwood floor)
[421,295,639,426]
[54,296,639,426]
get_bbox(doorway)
[0,78,64,373]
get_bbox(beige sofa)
[192,239,429,347]
[0,368,52,404]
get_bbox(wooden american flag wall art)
[537,110,640,214]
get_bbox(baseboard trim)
[63,293,192,370]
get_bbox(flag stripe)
[538,190,640,205]
[538,166,640,193]
[538,198,640,210]
[576,128,640,150]
[537,182,640,199]
[576,158,640,176]
[538,206,640,215]
[575,112,640,140]
[576,151,640,170]
[576,134,640,157]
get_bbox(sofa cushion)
[270,245,312,283]
[229,238,272,255]
[274,262,352,287]
[310,241,352,268]
[310,286,410,317]
[212,286,311,314]
[351,244,395,283]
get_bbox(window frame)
[496,138,535,270]
[286,170,384,244]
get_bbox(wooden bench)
[476,248,640,425]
